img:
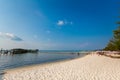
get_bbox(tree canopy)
[104,22,120,51]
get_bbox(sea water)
[0,50,89,79]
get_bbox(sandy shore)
[3,53,120,80]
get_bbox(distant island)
[0,48,39,54]
[11,48,39,54]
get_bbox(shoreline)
[3,52,88,73]
[4,53,87,73]
[3,52,120,80]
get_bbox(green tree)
[104,24,120,51]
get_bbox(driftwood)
[95,51,120,59]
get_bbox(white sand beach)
[3,53,120,80]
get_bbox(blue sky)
[0,0,119,50]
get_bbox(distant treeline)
[104,26,120,51]
[10,48,39,54]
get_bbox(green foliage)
[116,21,120,24]
[11,48,39,54]
[104,26,120,51]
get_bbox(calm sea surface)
[0,50,89,79]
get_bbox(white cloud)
[57,20,64,26]
[5,33,15,38]
[57,20,73,26]
[0,32,23,41]
[0,32,3,37]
